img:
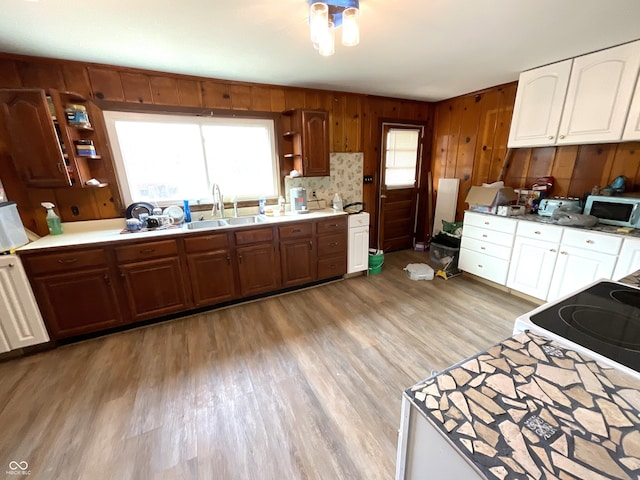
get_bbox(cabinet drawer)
[317,255,347,279]
[279,222,312,239]
[516,221,563,243]
[316,216,347,234]
[463,212,517,234]
[561,229,622,255]
[462,225,515,247]
[115,239,178,263]
[317,232,347,257]
[458,248,510,285]
[460,236,512,261]
[235,227,274,245]
[23,248,108,275]
[184,233,229,253]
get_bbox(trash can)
[368,249,384,274]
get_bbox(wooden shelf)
[70,124,94,132]
[77,155,102,160]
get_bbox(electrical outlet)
[312,190,317,198]
[363,175,374,184]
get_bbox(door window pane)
[384,128,420,187]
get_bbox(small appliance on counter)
[290,187,308,213]
[0,201,29,252]
[583,194,640,227]
[537,196,581,217]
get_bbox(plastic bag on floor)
[404,263,434,281]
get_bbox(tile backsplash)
[284,152,363,208]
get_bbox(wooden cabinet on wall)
[279,222,315,287]
[508,40,640,147]
[21,248,123,339]
[0,88,108,188]
[623,75,640,141]
[281,109,330,177]
[115,239,188,322]
[184,232,237,307]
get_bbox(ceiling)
[2,0,640,102]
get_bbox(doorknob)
[381,195,387,199]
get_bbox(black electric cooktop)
[530,281,640,373]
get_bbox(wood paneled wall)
[432,82,640,222]
[0,53,432,239]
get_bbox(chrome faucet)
[232,196,239,217]
[211,183,224,218]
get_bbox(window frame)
[98,102,283,209]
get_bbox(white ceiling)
[2,0,640,101]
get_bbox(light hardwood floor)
[0,249,536,479]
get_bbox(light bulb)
[309,2,329,50]
[341,7,359,47]
[318,20,335,56]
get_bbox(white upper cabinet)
[558,40,640,145]
[508,40,640,147]
[508,60,572,147]
[623,74,640,141]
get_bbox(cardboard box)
[465,186,517,214]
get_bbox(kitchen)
[2,1,640,479]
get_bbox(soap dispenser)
[41,202,63,235]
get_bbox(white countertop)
[18,208,348,252]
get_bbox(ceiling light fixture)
[309,0,360,57]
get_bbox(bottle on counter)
[41,202,63,235]
[183,200,192,223]
[259,197,266,215]
[278,196,286,215]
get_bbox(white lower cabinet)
[507,236,559,300]
[613,237,640,279]
[547,246,619,301]
[459,212,516,285]
[347,212,370,274]
[0,255,49,352]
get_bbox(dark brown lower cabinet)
[31,267,122,339]
[236,243,280,297]
[280,239,315,287]
[118,257,188,322]
[186,251,236,306]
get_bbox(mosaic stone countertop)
[405,331,640,480]
[620,270,640,288]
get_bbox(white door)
[0,255,49,350]
[507,237,559,300]
[557,40,640,144]
[613,237,640,280]
[547,247,617,301]
[623,75,640,141]
[508,59,572,147]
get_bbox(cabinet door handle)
[550,249,557,253]
[57,162,65,173]
[238,254,243,264]
[560,251,568,255]
[477,264,483,268]
[586,240,594,244]
[484,221,490,225]
[548,135,554,140]
[58,258,79,264]
[534,231,541,235]
[292,229,301,233]
[7,263,14,268]
[559,134,566,139]
[119,270,126,279]
[104,273,111,286]
[480,246,486,250]
[226,254,231,265]
[482,234,488,238]
[329,242,338,247]
[309,240,313,250]
[140,248,155,254]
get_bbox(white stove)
[514,278,640,380]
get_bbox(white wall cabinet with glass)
[508,40,640,147]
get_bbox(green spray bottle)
[41,202,63,235]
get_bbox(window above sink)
[103,111,280,207]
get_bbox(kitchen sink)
[186,218,228,230]
[225,216,265,225]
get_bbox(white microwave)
[583,195,640,227]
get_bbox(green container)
[368,251,384,274]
